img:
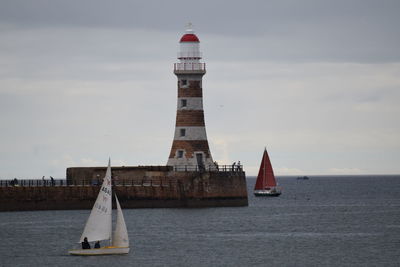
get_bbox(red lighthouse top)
[179,23,200,42]
[180,34,199,42]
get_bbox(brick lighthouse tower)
[167,25,215,171]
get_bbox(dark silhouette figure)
[94,241,100,248]
[214,161,219,171]
[81,237,91,249]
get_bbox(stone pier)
[0,166,248,211]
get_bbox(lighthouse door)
[196,153,204,171]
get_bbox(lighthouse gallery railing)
[174,63,206,71]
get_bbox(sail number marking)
[94,202,108,213]
[101,186,111,196]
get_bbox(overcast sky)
[1,0,399,178]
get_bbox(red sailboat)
[254,148,281,197]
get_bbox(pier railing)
[0,178,180,187]
[171,164,243,172]
[0,179,67,187]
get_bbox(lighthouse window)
[180,128,186,137]
[177,150,184,158]
[181,79,187,86]
[181,99,187,107]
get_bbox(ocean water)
[0,175,399,267]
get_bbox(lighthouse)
[167,25,215,171]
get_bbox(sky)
[0,0,399,178]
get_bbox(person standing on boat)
[94,241,100,248]
[81,237,91,249]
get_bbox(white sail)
[79,159,112,243]
[112,195,129,247]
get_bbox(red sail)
[254,148,277,190]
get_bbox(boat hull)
[254,189,281,197]
[68,246,129,256]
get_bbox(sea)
[0,175,399,267]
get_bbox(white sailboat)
[68,159,130,255]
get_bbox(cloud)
[2,58,399,177]
[1,0,400,63]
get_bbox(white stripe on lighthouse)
[167,153,215,170]
[174,126,208,140]
[177,97,203,110]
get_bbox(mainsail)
[254,148,277,190]
[79,159,112,243]
[112,195,129,247]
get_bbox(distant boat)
[68,159,130,256]
[297,176,309,180]
[254,148,281,197]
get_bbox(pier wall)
[0,168,248,211]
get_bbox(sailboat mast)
[110,182,112,246]
[108,158,112,246]
[263,149,266,189]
